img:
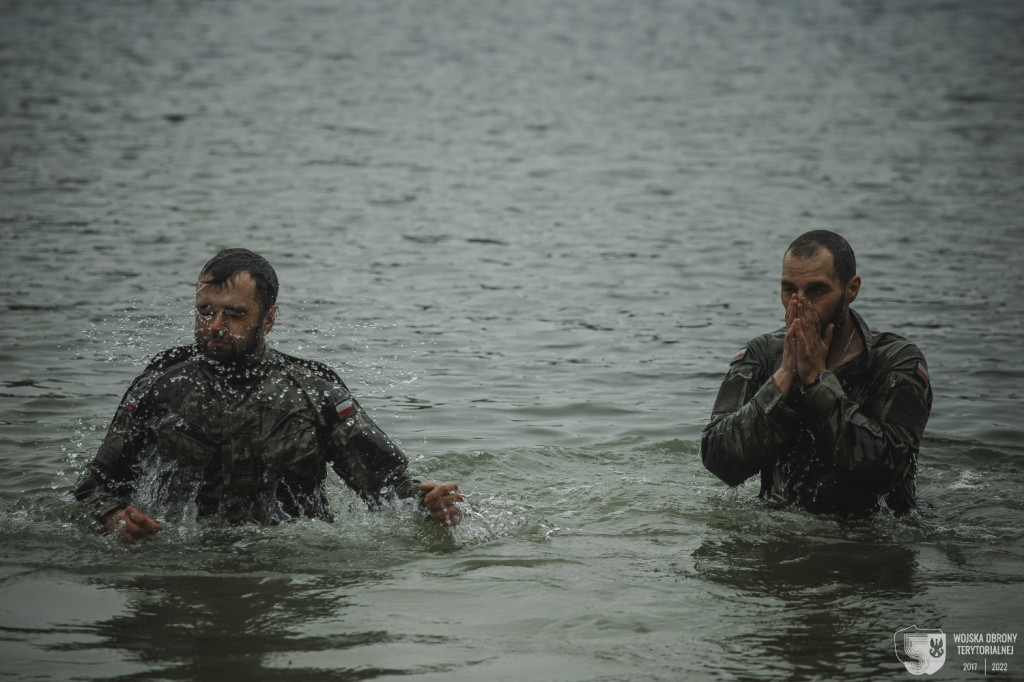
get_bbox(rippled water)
[2,1,1023,680]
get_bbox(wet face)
[780,247,860,338]
[194,272,276,365]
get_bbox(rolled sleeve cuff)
[93,500,127,526]
[803,370,844,413]
[753,378,801,426]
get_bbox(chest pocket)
[260,403,325,481]
[149,411,218,472]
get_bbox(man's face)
[780,248,858,338]
[194,272,276,365]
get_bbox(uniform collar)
[849,308,873,352]
[839,309,873,377]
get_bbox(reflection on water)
[695,516,921,679]
[85,572,379,681]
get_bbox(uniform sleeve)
[73,385,148,523]
[322,385,421,505]
[801,353,932,490]
[700,345,802,487]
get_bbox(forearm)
[802,371,927,484]
[330,405,416,504]
[73,462,131,523]
[701,378,800,486]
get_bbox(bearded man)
[75,248,463,541]
[700,230,932,515]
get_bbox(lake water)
[1,0,1022,680]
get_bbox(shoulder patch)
[335,399,356,420]
[730,348,747,364]
[915,361,930,386]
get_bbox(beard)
[823,290,848,345]
[196,324,264,367]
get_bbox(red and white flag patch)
[731,348,747,364]
[336,400,356,420]
[915,362,930,386]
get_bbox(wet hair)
[198,248,279,314]
[786,230,857,285]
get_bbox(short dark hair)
[786,230,856,285]
[198,248,279,314]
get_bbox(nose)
[207,310,227,332]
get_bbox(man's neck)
[827,316,859,370]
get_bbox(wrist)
[802,369,831,388]
[773,367,795,384]
[103,508,126,533]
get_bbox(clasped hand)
[774,295,834,395]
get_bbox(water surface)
[1,1,1022,680]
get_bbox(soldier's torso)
[756,330,918,515]
[135,356,332,522]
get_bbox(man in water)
[700,230,932,515]
[75,248,464,541]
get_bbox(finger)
[423,482,459,505]
[419,482,439,504]
[124,520,147,541]
[426,491,464,511]
[783,325,798,370]
[120,508,162,540]
[126,508,162,534]
[802,300,822,333]
[431,505,463,527]
[822,323,835,349]
[116,515,144,542]
[425,486,465,527]
[794,320,814,363]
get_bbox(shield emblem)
[894,625,946,675]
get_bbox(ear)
[263,305,278,334]
[846,275,861,304]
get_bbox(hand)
[773,297,800,396]
[790,295,833,385]
[104,506,163,543]
[419,481,464,527]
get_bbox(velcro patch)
[731,348,747,364]
[336,400,356,420]
[915,362,930,386]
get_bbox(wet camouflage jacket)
[700,310,932,515]
[74,346,421,525]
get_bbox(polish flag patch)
[336,400,356,420]
[915,362,930,386]
[123,400,136,413]
[731,348,747,364]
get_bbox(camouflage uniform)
[74,346,422,525]
[700,310,932,515]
